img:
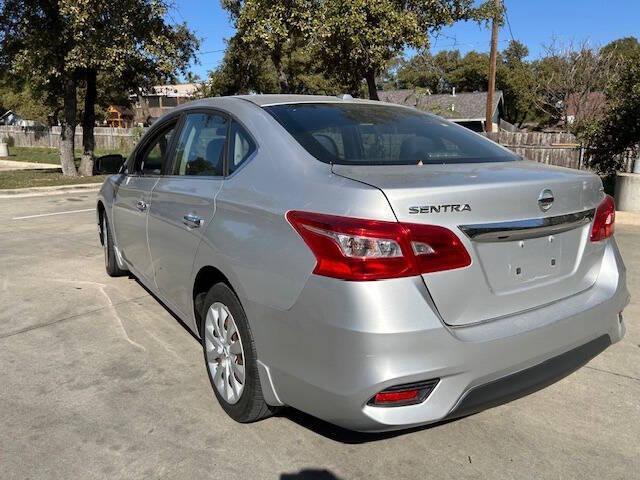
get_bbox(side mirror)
[94,154,126,175]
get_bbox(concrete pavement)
[0,192,638,480]
[0,159,61,171]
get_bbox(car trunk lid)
[333,160,606,326]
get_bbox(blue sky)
[172,0,640,79]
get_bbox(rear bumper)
[245,239,629,432]
[446,334,611,420]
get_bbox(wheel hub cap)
[204,302,246,405]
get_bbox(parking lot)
[1,191,638,480]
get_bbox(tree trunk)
[365,70,379,100]
[271,48,289,94]
[60,75,78,176]
[79,69,97,176]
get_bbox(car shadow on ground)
[132,277,469,444]
[280,469,342,479]
[279,408,467,445]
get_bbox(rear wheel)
[102,213,128,277]
[200,283,275,422]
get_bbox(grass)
[4,146,130,165]
[0,169,106,190]
[0,146,124,189]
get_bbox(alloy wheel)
[204,302,246,405]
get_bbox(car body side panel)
[148,177,223,318]
[189,98,398,315]
[111,175,158,282]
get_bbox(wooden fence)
[1,125,635,172]
[484,131,583,170]
[485,131,637,172]
[0,125,141,151]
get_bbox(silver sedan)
[97,95,629,432]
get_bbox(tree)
[0,1,197,176]
[587,38,640,174]
[532,40,614,129]
[205,34,279,96]
[496,40,537,127]
[204,32,356,97]
[0,77,57,124]
[312,0,497,100]
[449,51,490,91]
[0,1,77,174]
[222,0,314,93]
[62,1,198,175]
[397,50,463,92]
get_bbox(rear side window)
[172,113,228,176]
[264,103,517,165]
[227,121,256,175]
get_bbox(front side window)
[172,113,228,176]
[135,122,176,175]
[264,103,518,165]
[227,121,256,175]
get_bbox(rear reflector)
[590,195,615,242]
[368,380,439,407]
[286,211,471,281]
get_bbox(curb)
[0,182,101,199]
[617,211,640,226]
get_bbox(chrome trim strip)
[459,209,595,242]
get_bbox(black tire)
[199,282,276,423]
[102,212,128,277]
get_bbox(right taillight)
[590,195,615,242]
[286,210,471,281]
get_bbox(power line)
[503,1,516,43]
[194,49,226,56]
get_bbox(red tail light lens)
[368,379,439,407]
[590,195,615,242]
[373,389,419,405]
[286,211,471,281]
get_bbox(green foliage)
[0,0,198,175]
[0,79,53,124]
[496,41,537,126]
[587,40,640,174]
[204,34,279,96]
[395,40,537,126]
[312,0,425,95]
[219,0,497,98]
[203,33,355,97]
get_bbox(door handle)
[136,200,148,212]
[183,213,203,229]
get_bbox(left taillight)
[590,195,615,242]
[286,210,471,281]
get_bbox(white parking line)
[12,208,95,220]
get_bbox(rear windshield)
[264,103,518,165]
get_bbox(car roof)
[234,94,377,106]
[156,94,420,124]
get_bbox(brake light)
[286,211,471,281]
[590,195,615,242]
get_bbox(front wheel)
[200,283,276,422]
[101,213,128,277]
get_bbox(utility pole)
[485,0,501,133]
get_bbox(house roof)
[378,90,503,121]
[566,92,607,120]
[148,83,202,98]
[107,105,134,117]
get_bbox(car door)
[112,119,177,283]
[147,111,231,317]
